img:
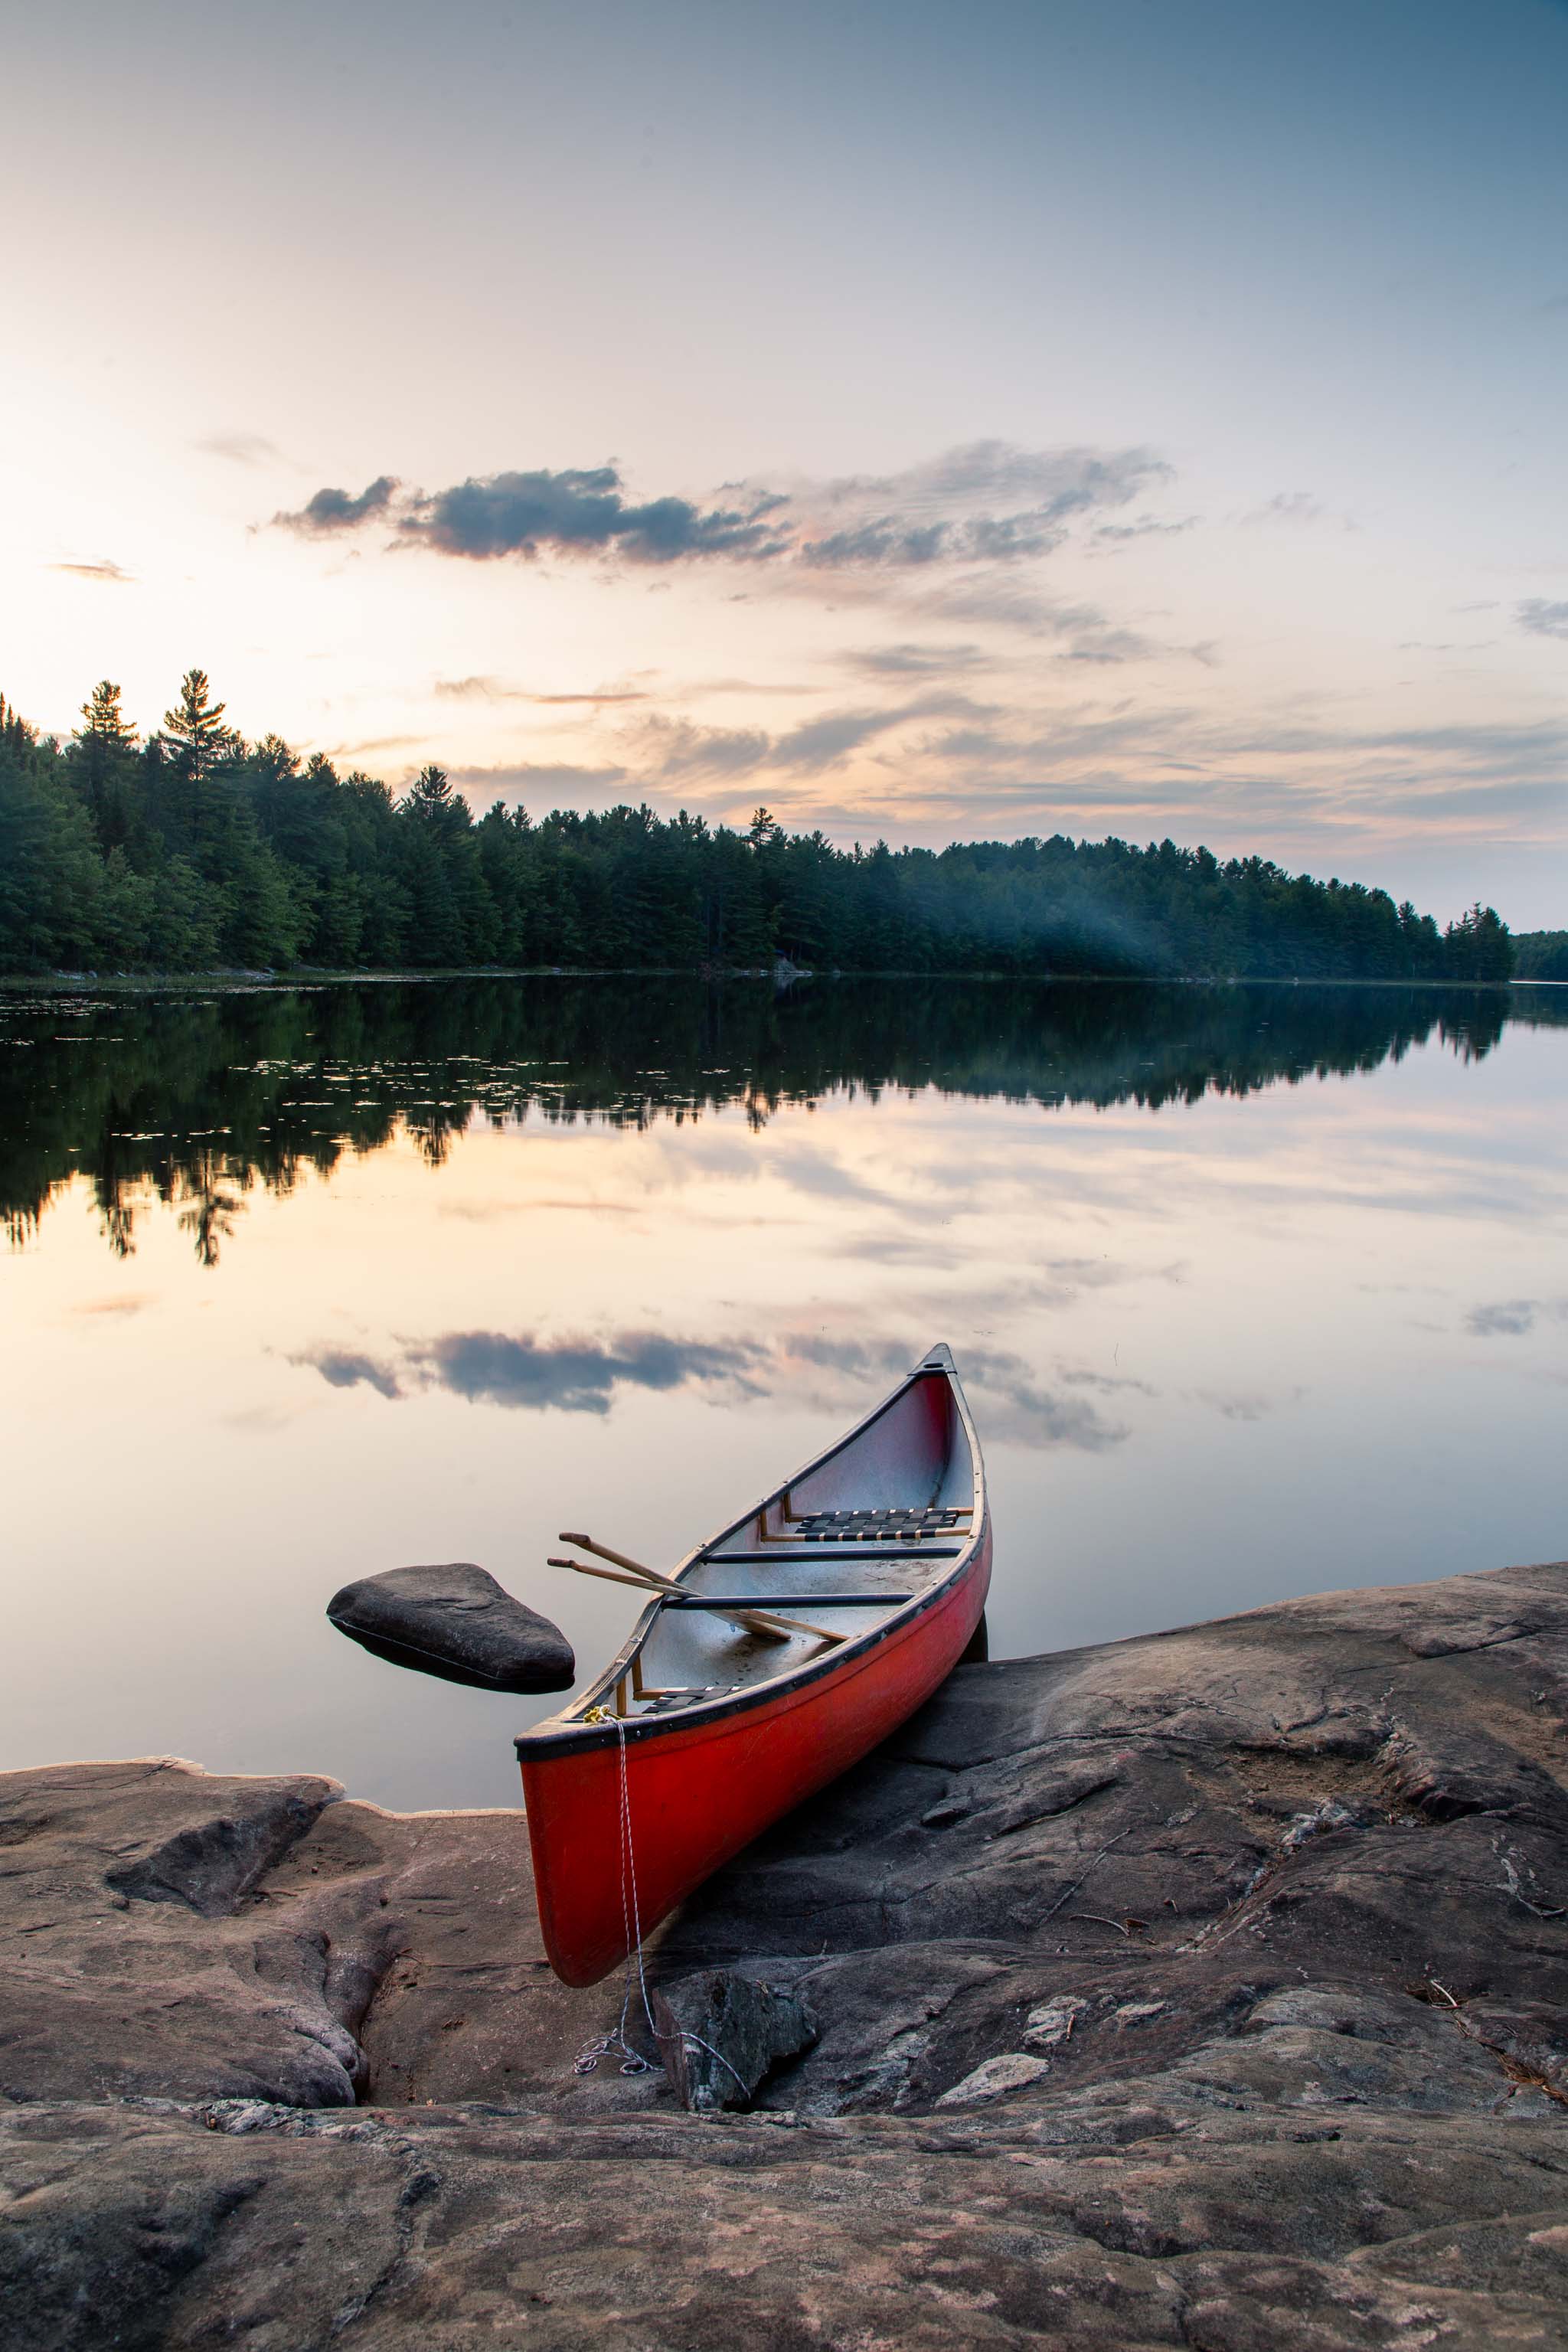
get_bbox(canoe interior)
[567,1361,975,1721]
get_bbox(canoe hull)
[519,1521,990,1986]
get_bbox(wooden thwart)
[661,1591,911,1609]
[551,1532,844,1647]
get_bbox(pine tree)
[162,669,237,781]
[78,680,139,749]
[404,764,466,827]
[1443,903,1514,982]
[71,681,142,850]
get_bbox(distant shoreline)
[0,965,1543,995]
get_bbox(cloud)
[769,701,958,773]
[907,577,1192,658]
[675,675,821,699]
[1063,628,1174,665]
[632,716,773,782]
[268,440,1170,581]
[622,692,991,788]
[788,442,1168,571]
[276,475,400,533]
[319,733,429,761]
[397,469,787,564]
[449,760,631,801]
[1516,599,1568,642]
[435,676,648,705]
[914,578,1065,632]
[48,560,132,583]
[838,642,989,678]
[770,710,895,770]
[1092,515,1199,545]
[198,433,285,467]
[435,675,519,701]
[807,694,1566,848]
[1243,492,1335,526]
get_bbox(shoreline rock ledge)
[4,1558,1566,2349]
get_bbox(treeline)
[0,671,1517,981]
[1514,931,1568,982]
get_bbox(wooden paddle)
[554,1532,842,1645]
[547,1553,828,1644]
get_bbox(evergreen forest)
[1514,930,1568,982]
[0,671,1520,982]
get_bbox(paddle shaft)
[552,1537,841,1645]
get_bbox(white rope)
[571,1713,751,2099]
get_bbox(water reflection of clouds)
[1465,1298,1568,1338]
[1054,1359,1160,1398]
[294,1332,768,1414]
[291,1321,1133,1450]
[422,1331,767,1412]
[436,1197,642,1221]
[771,1152,895,1206]
[957,1347,1129,1449]
[769,1334,1129,1449]
[1192,1386,1307,1423]
[766,1335,1130,1449]
[303,1348,405,1400]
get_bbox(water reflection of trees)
[1,977,1557,1263]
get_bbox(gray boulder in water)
[326,1561,574,1693]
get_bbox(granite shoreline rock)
[3,1557,1566,2347]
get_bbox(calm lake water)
[4,976,1565,1810]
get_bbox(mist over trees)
[0,672,1517,982]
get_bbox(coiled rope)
[571,1710,750,2099]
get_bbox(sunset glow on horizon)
[4,0,1566,924]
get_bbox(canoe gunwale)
[514,1344,985,1762]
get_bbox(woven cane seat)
[790,1507,965,1543]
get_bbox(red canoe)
[515,1344,991,1986]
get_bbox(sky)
[2,0,1566,924]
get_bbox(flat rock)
[2,1557,1566,2347]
